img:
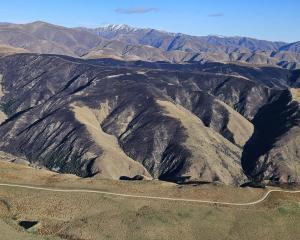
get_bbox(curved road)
[0,183,299,206]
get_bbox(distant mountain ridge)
[0,21,299,69]
[91,23,286,51]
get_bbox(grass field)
[0,161,300,240]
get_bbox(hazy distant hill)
[280,41,300,53]
[90,24,286,52]
[0,21,299,69]
[0,21,104,56]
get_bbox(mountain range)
[0,21,300,186]
[0,21,300,69]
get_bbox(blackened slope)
[0,53,293,184]
[85,58,291,89]
[0,54,244,182]
[288,69,300,87]
[242,90,300,183]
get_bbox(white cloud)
[115,7,158,14]
[208,13,224,17]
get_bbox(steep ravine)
[242,89,300,183]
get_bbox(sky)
[0,0,299,42]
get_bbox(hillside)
[0,53,299,184]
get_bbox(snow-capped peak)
[101,24,138,32]
[208,34,227,39]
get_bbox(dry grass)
[157,100,243,184]
[0,161,263,202]
[290,88,300,102]
[0,161,300,240]
[217,99,254,147]
[0,44,28,56]
[71,103,150,179]
[0,218,61,240]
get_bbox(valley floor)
[0,160,300,240]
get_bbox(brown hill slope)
[0,53,299,185]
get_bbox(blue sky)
[0,0,299,42]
